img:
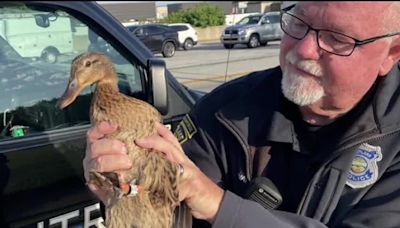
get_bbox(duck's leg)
[89,171,125,206]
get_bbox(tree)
[162,4,225,28]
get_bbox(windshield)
[237,15,262,25]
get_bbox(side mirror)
[34,14,50,28]
[147,58,168,115]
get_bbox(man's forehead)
[293,2,389,36]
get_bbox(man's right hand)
[83,121,132,203]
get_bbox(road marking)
[180,71,250,85]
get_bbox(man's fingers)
[155,122,182,149]
[136,135,185,162]
[86,154,132,173]
[89,138,127,158]
[87,121,118,143]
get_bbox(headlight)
[238,29,247,35]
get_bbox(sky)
[97,1,196,6]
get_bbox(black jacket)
[182,63,400,227]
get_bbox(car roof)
[264,11,281,16]
[168,23,191,26]
[126,24,172,29]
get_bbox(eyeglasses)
[280,11,400,56]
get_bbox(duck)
[56,52,181,228]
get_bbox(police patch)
[346,143,382,189]
[173,114,197,144]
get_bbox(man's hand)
[136,122,224,223]
[84,121,224,223]
[83,122,132,203]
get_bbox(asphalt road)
[162,41,281,92]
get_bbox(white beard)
[281,51,324,106]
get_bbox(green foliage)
[161,4,225,28]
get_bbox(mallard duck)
[57,52,180,228]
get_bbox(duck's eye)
[85,61,91,67]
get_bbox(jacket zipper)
[215,113,252,181]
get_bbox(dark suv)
[127,24,179,58]
[0,1,201,227]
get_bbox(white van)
[0,13,74,63]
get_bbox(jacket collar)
[216,67,299,149]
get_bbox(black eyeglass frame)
[280,11,400,56]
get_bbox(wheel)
[223,44,234,49]
[162,41,176,57]
[41,47,59,63]
[247,34,260,48]
[183,38,194,50]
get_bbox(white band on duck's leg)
[126,179,140,197]
[127,184,139,197]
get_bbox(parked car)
[167,23,198,50]
[126,24,179,57]
[220,11,283,49]
[0,1,202,227]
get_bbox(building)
[167,2,234,15]
[98,1,156,22]
[156,5,168,20]
[233,1,282,14]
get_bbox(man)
[84,2,400,227]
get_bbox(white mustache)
[286,51,323,77]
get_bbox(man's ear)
[379,37,400,76]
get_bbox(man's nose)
[295,30,322,60]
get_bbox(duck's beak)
[56,78,82,109]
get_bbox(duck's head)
[57,52,116,109]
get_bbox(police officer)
[84,2,400,227]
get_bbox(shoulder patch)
[174,114,197,144]
[346,143,382,189]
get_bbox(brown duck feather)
[57,52,182,228]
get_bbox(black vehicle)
[0,1,202,227]
[126,24,179,58]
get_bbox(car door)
[0,2,195,227]
[146,25,166,52]
[268,14,283,39]
[139,26,157,52]
[260,15,275,40]
[133,26,148,45]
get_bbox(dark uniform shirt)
[265,82,378,213]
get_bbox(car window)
[170,25,188,31]
[127,25,139,32]
[237,15,262,25]
[135,27,144,35]
[147,26,162,34]
[268,15,280,24]
[0,5,145,140]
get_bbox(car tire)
[162,41,176,57]
[223,44,234,49]
[183,38,194,50]
[41,47,59,63]
[247,34,260,48]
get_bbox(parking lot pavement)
[163,41,281,92]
